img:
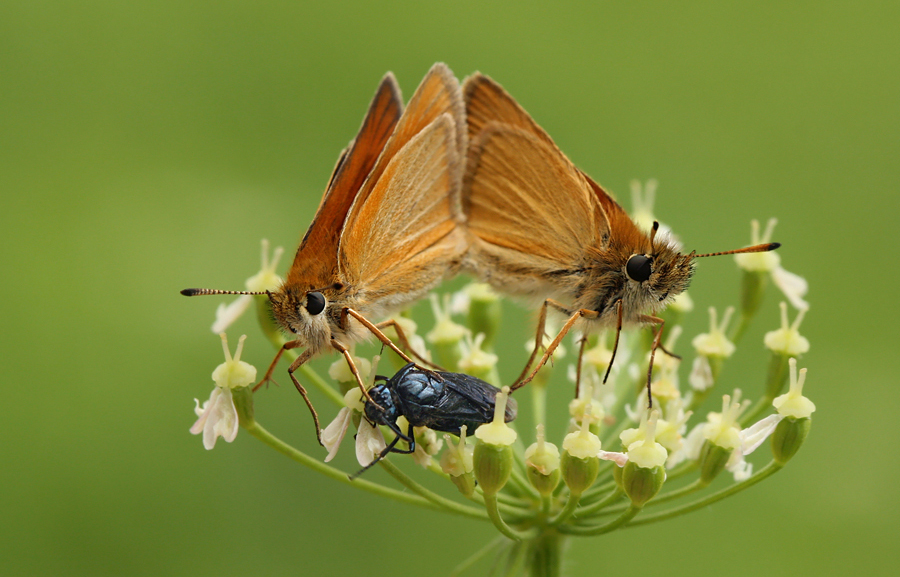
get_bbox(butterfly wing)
[337,64,466,317]
[284,73,403,291]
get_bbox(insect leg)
[283,348,323,445]
[512,303,600,391]
[343,308,415,364]
[515,298,574,386]
[638,314,666,409]
[330,338,380,408]
[253,338,303,392]
[574,332,589,399]
[375,318,444,370]
[388,423,416,455]
[349,432,403,481]
[602,300,624,385]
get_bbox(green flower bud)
[698,440,732,485]
[771,417,811,465]
[441,427,476,497]
[473,441,514,496]
[622,461,666,507]
[524,425,561,496]
[560,451,600,495]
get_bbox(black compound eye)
[625,254,653,283]
[305,291,326,315]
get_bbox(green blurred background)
[2,2,897,575]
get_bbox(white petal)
[740,414,784,455]
[598,450,628,467]
[321,408,352,462]
[211,295,253,333]
[772,267,809,311]
[191,387,239,450]
[355,419,386,467]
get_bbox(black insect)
[351,363,518,479]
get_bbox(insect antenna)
[692,242,780,259]
[180,288,269,296]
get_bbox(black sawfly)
[350,363,517,479]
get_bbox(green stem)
[549,491,582,526]
[527,530,564,577]
[559,505,642,536]
[573,487,623,517]
[483,493,538,541]
[450,535,506,577]
[626,460,783,526]
[377,460,488,520]
[243,420,439,510]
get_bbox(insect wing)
[464,124,608,286]
[338,64,466,310]
[442,372,517,423]
[284,74,403,290]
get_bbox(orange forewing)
[285,74,403,291]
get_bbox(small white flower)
[458,332,498,376]
[211,239,284,333]
[703,390,749,451]
[426,293,468,345]
[765,302,810,357]
[525,424,561,475]
[621,410,668,469]
[322,407,352,462]
[568,382,605,426]
[410,424,442,468]
[321,358,376,462]
[724,414,783,481]
[355,418,387,467]
[328,354,372,385]
[474,387,517,446]
[441,426,474,477]
[630,179,679,247]
[689,355,715,391]
[692,306,736,358]
[734,219,808,311]
[563,419,602,460]
[191,387,239,450]
[773,358,816,419]
[190,333,256,450]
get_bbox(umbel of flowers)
[189,201,813,577]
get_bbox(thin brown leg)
[330,338,380,409]
[512,305,600,392]
[284,348,323,445]
[515,299,574,386]
[640,315,666,409]
[602,300,624,385]
[574,333,589,399]
[342,308,414,364]
[375,318,443,370]
[253,338,303,392]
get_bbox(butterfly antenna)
[692,242,780,259]
[180,288,268,296]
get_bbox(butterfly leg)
[330,338,380,409]
[515,298,568,386]
[282,348,324,445]
[253,338,303,392]
[574,332,589,399]
[375,318,444,370]
[638,314,665,409]
[342,308,415,365]
[512,302,599,392]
